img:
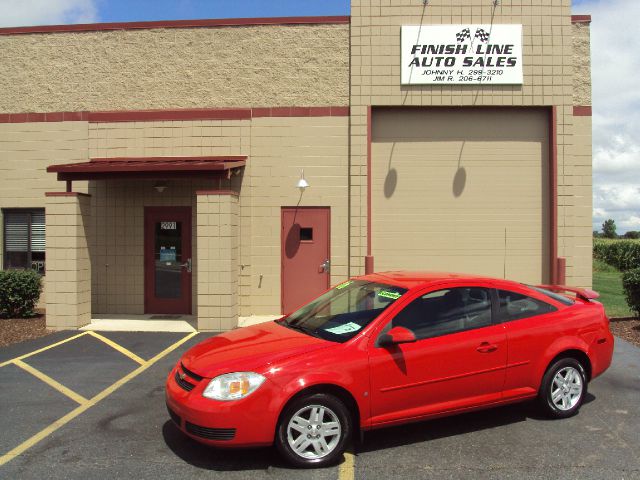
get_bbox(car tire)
[275,393,351,468]
[538,357,587,419]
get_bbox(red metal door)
[281,207,330,314]
[144,207,192,314]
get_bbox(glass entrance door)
[144,207,192,314]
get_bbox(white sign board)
[401,24,523,85]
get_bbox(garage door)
[372,108,550,284]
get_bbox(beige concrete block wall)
[197,193,239,331]
[0,121,89,305]
[240,116,349,316]
[0,24,349,113]
[88,119,250,159]
[350,0,591,287]
[45,193,91,329]
[564,114,592,287]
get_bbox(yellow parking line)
[0,332,89,368]
[13,359,88,405]
[0,331,198,468]
[338,446,355,480]
[86,331,146,365]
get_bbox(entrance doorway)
[281,207,330,314]
[144,207,192,314]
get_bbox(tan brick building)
[0,2,592,331]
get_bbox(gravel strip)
[609,318,640,348]
[0,315,53,348]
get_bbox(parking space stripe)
[0,332,89,368]
[338,447,355,480]
[0,331,198,468]
[13,359,88,405]
[86,331,146,365]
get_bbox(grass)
[593,258,634,318]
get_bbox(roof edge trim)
[0,15,350,36]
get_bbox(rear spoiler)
[537,285,600,302]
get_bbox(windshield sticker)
[335,280,354,290]
[325,322,362,335]
[378,290,402,300]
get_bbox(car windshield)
[279,280,407,343]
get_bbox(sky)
[0,0,637,234]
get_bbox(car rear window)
[527,286,575,306]
[497,289,557,322]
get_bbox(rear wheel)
[538,357,587,418]
[275,393,350,468]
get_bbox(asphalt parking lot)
[0,331,638,480]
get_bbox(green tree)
[602,219,617,239]
[624,231,640,239]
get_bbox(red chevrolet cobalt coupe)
[166,272,614,468]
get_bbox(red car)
[165,272,614,468]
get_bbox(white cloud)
[0,0,98,27]
[574,0,640,233]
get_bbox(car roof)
[356,271,523,290]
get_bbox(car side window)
[497,289,557,322]
[392,287,493,340]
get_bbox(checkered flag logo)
[456,28,471,42]
[475,28,490,43]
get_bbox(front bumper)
[165,364,281,448]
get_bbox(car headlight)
[202,372,266,401]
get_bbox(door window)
[392,287,493,340]
[154,220,183,299]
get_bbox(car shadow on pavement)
[356,394,596,454]
[161,395,596,470]
[162,421,291,471]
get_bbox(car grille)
[185,422,236,441]
[174,371,195,392]
[167,405,181,427]
[181,362,204,381]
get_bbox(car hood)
[181,321,332,378]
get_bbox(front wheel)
[538,357,587,419]
[275,393,351,468]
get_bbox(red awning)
[47,156,247,181]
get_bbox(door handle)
[180,258,192,273]
[319,259,330,273]
[476,342,498,353]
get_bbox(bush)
[622,268,640,318]
[593,239,640,271]
[0,270,43,318]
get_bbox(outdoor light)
[153,181,167,193]
[296,169,310,192]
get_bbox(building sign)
[401,24,523,85]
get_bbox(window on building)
[3,209,45,274]
[496,289,556,322]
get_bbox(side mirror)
[378,326,416,347]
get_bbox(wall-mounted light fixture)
[296,169,310,192]
[153,181,167,193]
